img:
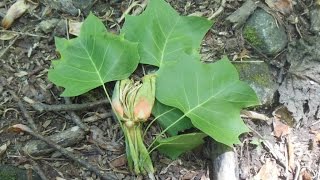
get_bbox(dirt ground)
[0,0,319,179]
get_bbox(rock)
[310,7,320,34]
[0,165,41,180]
[53,20,67,37]
[36,18,60,33]
[243,8,288,55]
[42,0,95,16]
[278,36,320,122]
[234,61,278,106]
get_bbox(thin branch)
[12,124,118,180]
[208,0,226,20]
[29,159,49,180]
[9,90,38,131]
[0,35,19,59]
[23,97,109,113]
[64,97,89,132]
[83,112,113,122]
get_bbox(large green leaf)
[48,13,139,96]
[121,0,213,67]
[152,100,193,136]
[156,133,207,159]
[156,56,260,146]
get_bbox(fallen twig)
[23,97,109,113]
[132,0,148,15]
[9,90,38,131]
[208,0,226,20]
[0,35,19,59]
[11,124,118,180]
[64,97,89,132]
[83,112,113,122]
[30,159,49,180]
[241,110,270,121]
[0,30,49,38]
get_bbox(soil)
[0,0,319,180]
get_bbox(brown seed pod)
[1,0,30,29]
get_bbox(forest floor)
[0,0,319,179]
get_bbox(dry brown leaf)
[253,158,279,180]
[301,169,312,180]
[8,124,33,133]
[110,154,127,168]
[68,20,82,36]
[265,0,293,15]
[273,118,291,138]
[1,0,30,29]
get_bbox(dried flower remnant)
[111,74,156,175]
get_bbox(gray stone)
[42,0,95,16]
[243,8,288,55]
[234,61,278,106]
[37,18,60,33]
[310,7,320,34]
[0,165,41,180]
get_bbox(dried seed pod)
[133,74,156,122]
[1,0,30,29]
[112,79,133,119]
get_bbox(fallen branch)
[225,0,258,29]
[0,35,19,59]
[64,97,89,132]
[208,0,226,20]
[23,97,109,113]
[11,124,118,180]
[9,90,38,131]
[241,110,270,121]
[23,126,86,156]
[83,112,113,122]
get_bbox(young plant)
[48,0,260,176]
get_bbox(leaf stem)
[101,84,124,130]
[143,108,175,137]
[147,113,187,151]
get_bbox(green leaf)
[121,0,213,67]
[156,56,260,146]
[152,100,193,136]
[48,13,139,96]
[156,133,207,159]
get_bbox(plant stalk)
[123,122,154,175]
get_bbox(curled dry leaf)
[253,158,279,180]
[1,0,30,29]
[8,124,33,133]
[68,20,82,36]
[272,118,291,138]
[110,154,127,168]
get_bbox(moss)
[243,26,263,47]
[235,63,271,87]
[0,171,17,180]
